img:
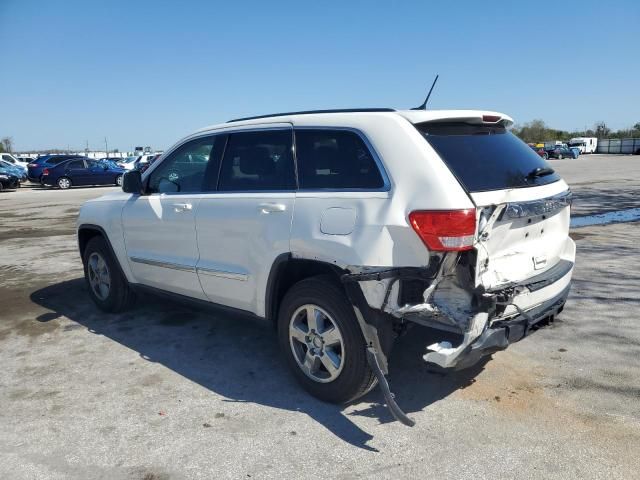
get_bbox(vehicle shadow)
[30,278,488,451]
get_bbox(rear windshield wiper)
[526,167,555,179]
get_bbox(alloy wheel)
[289,304,345,383]
[87,252,111,301]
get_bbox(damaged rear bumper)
[425,282,570,370]
[344,253,574,372]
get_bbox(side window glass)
[295,129,384,190]
[67,160,85,169]
[148,136,217,193]
[218,130,295,191]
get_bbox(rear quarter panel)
[289,114,475,268]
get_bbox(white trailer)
[568,137,597,154]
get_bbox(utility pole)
[104,137,109,157]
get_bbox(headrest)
[311,145,341,171]
[238,146,274,176]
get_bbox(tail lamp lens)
[409,210,476,251]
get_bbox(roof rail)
[227,108,395,123]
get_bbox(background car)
[0,166,20,190]
[97,157,125,163]
[544,145,578,159]
[41,158,126,189]
[116,156,140,170]
[0,159,27,182]
[27,155,86,183]
[530,145,549,159]
[17,156,35,163]
[1,153,29,168]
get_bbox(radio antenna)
[411,74,439,110]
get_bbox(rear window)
[416,123,561,192]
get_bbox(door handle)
[259,203,286,214]
[173,202,193,213]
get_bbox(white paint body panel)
[195,192,294,315]
[121,194,207,300]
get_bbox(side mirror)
[122,170,144,194]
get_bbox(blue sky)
[1,0,638,152]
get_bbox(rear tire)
[277,275,376,404]
[57,177,72,189]
[83,236,135,313]
[115,174,123,186]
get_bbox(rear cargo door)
[471,184,572,289]
[416,121,573,290]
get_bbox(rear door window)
[295,129,385,190]
[66,160,86,169]
[416,123,561,192]
[218,129,295,191]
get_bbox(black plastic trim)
[130,283,262,321]
[264,252,293,322]
[77,224,127,281]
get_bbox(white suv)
[77,109,575,424]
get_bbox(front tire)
[57,177,72,189]
[277,276,376,403]
[83,236,135,313]
[115,174,123,186]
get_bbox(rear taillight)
[409,210,476,251]
[42,168,49,175]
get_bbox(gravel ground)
[1,155,639,479]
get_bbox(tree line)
[0,137,13,153]
[512,120,640,144]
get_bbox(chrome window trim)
[129,256,195,273]
[217,126,296,193]
[142,124,391,195]
[144,125,296,195]
[196,266,248,281]
[293,126,392,193]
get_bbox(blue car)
[0,159,27,182]
[27,154,85,183]
[41,158,126,189]
[0,166,20,190]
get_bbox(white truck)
[568,137,597,154]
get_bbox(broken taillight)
[409,210,476,251]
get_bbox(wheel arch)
[77,224,129,282]
[264,254,348,324]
